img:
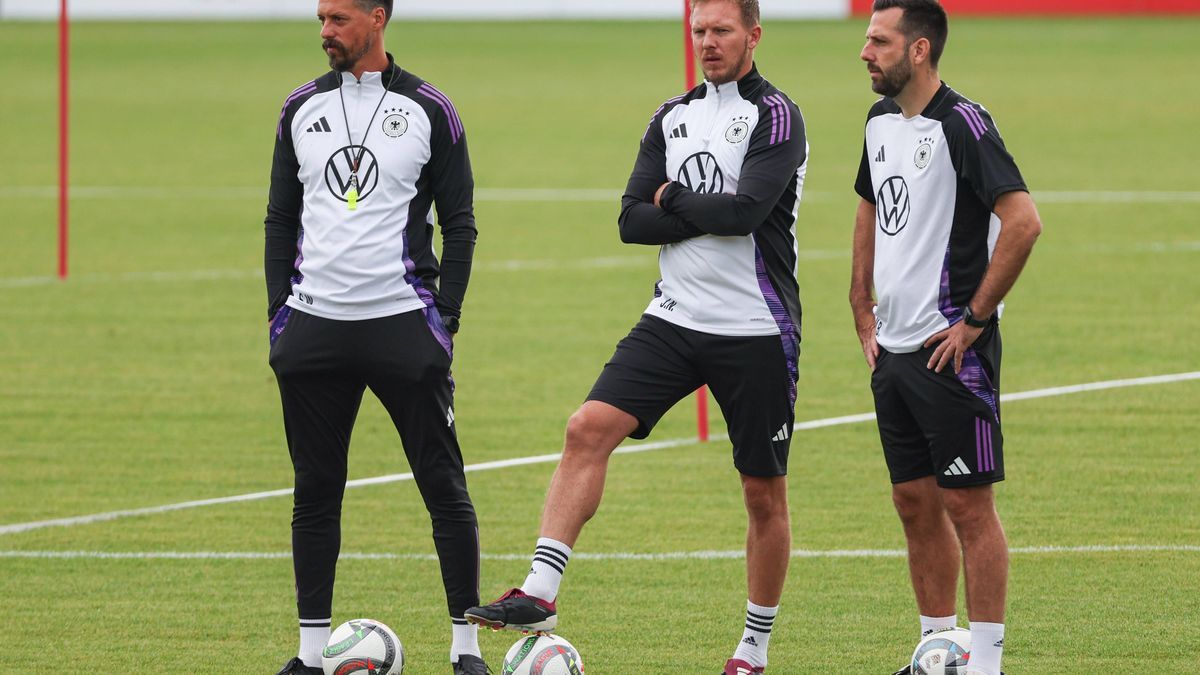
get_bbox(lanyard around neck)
[337,66,397,211]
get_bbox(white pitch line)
[1,371,1197,538]
[1,544,1197,562]
[1001,372,1200,402]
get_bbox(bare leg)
[742,474,791,605]
[539,400,639,547]
[940,485,1008,623]
[893,476,960,617]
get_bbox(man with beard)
[465,1,807,672]
[850,2,1041,674]
[265,0,488,673]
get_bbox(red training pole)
[682,0,709,442]
[58,0,70,280]
[683,0,696,90]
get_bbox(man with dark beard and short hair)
[465,1,808,672]
[265,0,489,673]
[850,2,1041,674]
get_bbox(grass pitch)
[1,16,1198,673]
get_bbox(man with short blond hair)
[466,1,808,671]
[692,0,760,27]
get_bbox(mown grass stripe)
[1,371,1196,538]
[2,545,1196,561]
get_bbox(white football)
[503,634,585,675]
[910,627,971,675]
[322,619,404,675]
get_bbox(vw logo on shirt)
[677,152,724,194]
[876,175,911,236]
[325,145,380,203]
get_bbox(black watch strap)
[962,305,989,328]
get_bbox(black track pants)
[268,306,480,619]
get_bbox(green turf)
[1,16,1198,674]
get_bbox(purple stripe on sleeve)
[768,96,781,146]
[437,88,466,140]
[418,83,463,137]
[954,103,984,141]
[955,102,984,138]
[763,94,792,145]
[778,100,790,143]
[418,83,464,144]
[287,81,315,96]
[771,94,788,144]
[417,84,464,142]
[277,81,317,139]
[283,81,318,105]
[772,95,785,143]
[962,103,989,137]
[767,102,776,145]
[643,94,685,142]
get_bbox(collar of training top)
[336,52,403,86]
[704,62,766,99]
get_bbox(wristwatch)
[962,304,990,329]
[441,314,460,334]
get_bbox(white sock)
[731,600,777,668]
[299,618,331,668]
[450,617,481,662]
[520,537,572,602]
[967,621,1004,675]
[920,613,958,637]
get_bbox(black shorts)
[587,314,800,477]
[871,324,1004,488]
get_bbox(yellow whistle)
[347,188,358,211]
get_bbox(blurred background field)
[1,15,1198,673]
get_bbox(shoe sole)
[463,612,557,635]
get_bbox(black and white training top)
[855,83,1027,353]
[264,55,476,322]
[619,65,808,338]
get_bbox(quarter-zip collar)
[337,53,402,88]
[703,62,766,100]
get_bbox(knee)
[562,406,616,459]
[294,474,342,507]
[940,488,996,531]
[742,478,789,523]
[891,482,938,526]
